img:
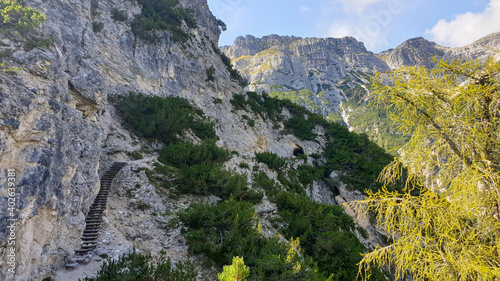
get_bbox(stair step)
[74,162,126,257]
[75,249,92,254]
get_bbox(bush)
[157,141,261,203]
[273,191,364,281]
[92,21,104,33]
[0,0,46,31]
[24,37,55,51]
[111,8,128,21]
[255,152,286,170]
[158,140,229,167]
[206,66,215,82]
[116,93,217,144]
[80,250,197,280]
[131,0,197,43]
[179,198,328,280]
[297,164,324,185]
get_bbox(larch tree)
[348,57,500,280]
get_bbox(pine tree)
[348,57,500,280]
[218,256,250,281]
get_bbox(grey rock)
[95,249,108,258]
[65,263,79,269]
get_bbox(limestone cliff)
[222,33,500,152]
[221,35,389,117]
[0,1,323,280]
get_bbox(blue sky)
[207,0,500,52]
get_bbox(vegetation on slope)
[131,0,197,42]
[231,91,396,192]
[111,92,395,280]
[80,250,197,280]
[0,0,47,71]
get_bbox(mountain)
[221,35,389,117]
[222,33,500,152]
[0,1,393,280]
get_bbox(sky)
[207,0,500,52]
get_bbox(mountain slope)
[222,33,500,152]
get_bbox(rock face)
[222,35,389,116]
[223,33,500,117]
[0,1,331,280]
[377,37,448,69]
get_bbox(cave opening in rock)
[293,145,304,156]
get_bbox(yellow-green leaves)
[218,256,250,281]
[0,0,45,31]
[349,57,500,280]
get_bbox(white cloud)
[337,0,389,15]
[300,6,313,13]
[425,0,500,47]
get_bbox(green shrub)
[179,198,328,280]
[297,164,324,185]
[80,250,197,280]
[24,37,55,51]
[255,152,286,170]
[356,226,369,239]
[127,151,143,160]
[116,93,217,144]
[0,0,46,31]
[92,21,104,33]
[239,163,249,169]
[159,140,229,167]
[131,0,197,43]
[206,66,215,82]
[273,191,364,281]
[137,203,151,210]
[253,172,278,196]
[157,141,261,203]
[111,8,128,21]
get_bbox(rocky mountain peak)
[377,36,447,69]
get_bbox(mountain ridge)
[221,32,500,151]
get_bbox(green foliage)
[131,0,196,43]
[346,103,410,154]
[179,198,329,280]
[239,163,249,169]
[24,37,55,51]
[0,0,45,31]
[350,58,500,280]
[255,152,286,170]
[272,191,364,281]
[137,203,151,210]
[116,93,216,144]
[218,256,250,281]
[323,123,395,192]
[158,140,262,203]
[92,21,104,33]
[0,61,20,72]
[159,140,228,167]
[206,66,216,82]
[216,47,248,88]
[80,250,197,281]
[111,8,128,22]
[231,92,394,192]
[253,172,279,196]
[127,151,143,160]
[297,165,324,185]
